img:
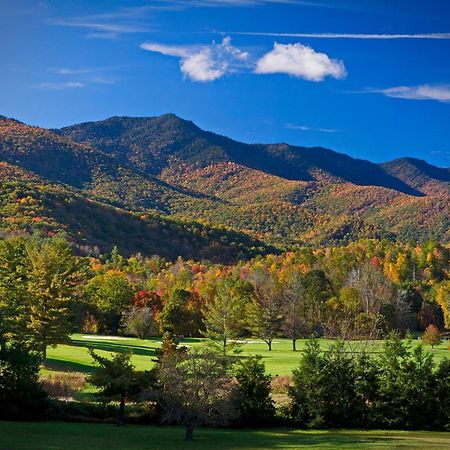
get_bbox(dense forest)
[1,114,449,255]
[1,234,449,351]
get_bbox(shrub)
[234,356,275,425]
[288,340,365,428]
[271,375,292,395]
[41,372,86,399]
[0,344,49,420]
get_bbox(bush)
[288,340,364,428]
[48,400,119,423]
[41,372,86,399]
[288,334,449,430]
[0,344,49,420]
[271,375,291,395]
[234,356,275,425]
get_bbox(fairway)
[43,333,449,379]
[1,422,449,450]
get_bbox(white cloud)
[47,18,148,39]
[140,43,189,58]
[231,31,450,39]
[34,81,86,90]
[286,123,338,132]
[368,85,450,102]
[255,42,346,81]
[49,67,95,75]
[48,19,147,33]
[141,37,249,82]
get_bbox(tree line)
[0,234,449,363]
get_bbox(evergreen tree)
[89,349,154,426]
[234,355,275,424]
[26,235,80,364]
[0,238,31,349]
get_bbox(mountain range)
[0,113,449,261]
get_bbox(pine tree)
[0,238,31,348]
[89,349,154,426]
[26,235,80,364]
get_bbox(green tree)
[157,348,238,440]
[0,238,31,349]
[89,349,154,426]
[0,344,48,420]
[234,355,275,424]
[289,340,363,428]
[85,270,133,334]
[121,306,154,339]
[302,270,333,334]
[26,235,80,364]
[202,278,247,355]
[247,268,283,351]
[434,358,450,429]
[373,333,439,429]
[159,289,192,337]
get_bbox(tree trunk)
[185,421,194,440]
[292,339,296,351]
[118,393,126,426]
[268,340,272,351]
[42,343,47,366]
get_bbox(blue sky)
[1,0,450,166]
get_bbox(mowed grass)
[43,333,450,379]
[1,422,449,450]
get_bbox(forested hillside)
[1,113,449,257]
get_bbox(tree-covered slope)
[59,114,422,195]
[0,161,273,261]
[1,113,449,250]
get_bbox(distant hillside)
[1,113,449,255]
[381,157,450,196]
[0,159,273,262]
[59,114,421,195]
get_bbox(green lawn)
[0,422,449,450]
[43,333,449,379]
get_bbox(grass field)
[43,333,449,379]
[0,422,449,450]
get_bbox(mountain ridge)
[1,113,449,255]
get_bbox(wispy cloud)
[49,67,96,75]
[36,66,119,90]
[286,123,338,132]
[364,84,450,103]
[47,17,148,39]
[229,31,450,39]
[255,42,346,81]
[34,81,86,90]
[116,0,326,11]
[141,37,250,82]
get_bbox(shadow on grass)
[2,422,446,450]
[70,339,157,358]
[194,428,445,449]
[44,358,96,374]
